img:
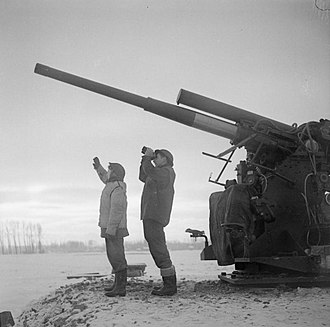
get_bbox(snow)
[16,276,330,327]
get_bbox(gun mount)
[35,63,330,286]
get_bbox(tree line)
[0,221,43,254]
[0,221,205,255]
[34,239,205,253]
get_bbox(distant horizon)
[0,234,206,256]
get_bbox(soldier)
[139,147,177,296]
[93,157,129,297]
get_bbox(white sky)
[0,0,329,244]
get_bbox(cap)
[109,163,125,181]
[155,149,174,166]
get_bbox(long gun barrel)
[34,63,237,140]
[177,89,293,132]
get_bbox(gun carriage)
[35,63,330,286]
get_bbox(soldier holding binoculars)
[139,147,177,296]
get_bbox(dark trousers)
[143,219,172,269]
[105,237,127,273]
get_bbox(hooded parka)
[96,165,129,237]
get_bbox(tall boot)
[151,275,177,296]
[104,274,117,292]
[105,269,127,297]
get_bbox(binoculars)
[141,146,156,159]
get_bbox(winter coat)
[95,165,129,238]
[139,156,176,227]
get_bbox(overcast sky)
[0,0,329,244]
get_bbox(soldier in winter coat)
[93,157,128,297]
[139,147,177,296]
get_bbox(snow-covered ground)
[0,250,223,318]
[16,276,330,327]
[2,251,330,326]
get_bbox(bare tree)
[22,221,28,253]
[37,223,43,253]
[16,221,22,254]
[10,221,18,254]
[0,223,6,254]
[27,222,34,253]
[5,224,12,254]
[0,220,43,255]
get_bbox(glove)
[93,157,100,169]
[143,147,155,157]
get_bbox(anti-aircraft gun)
[34,63,330,286]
